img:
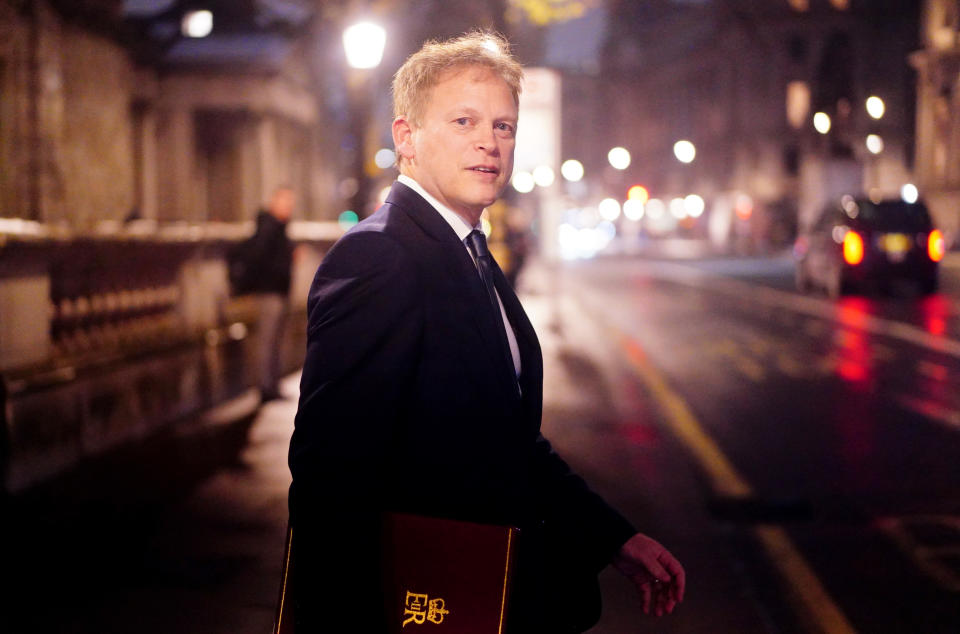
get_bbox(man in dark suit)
[288,31,684,632]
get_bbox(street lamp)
[533,165,556,188]
[608,147,631,170]
[342,21,386,217]
[182,10,213,38]
[561,159,584,182]
[343,22,386,69]
[673,140,696,164]
[866,96,885,120]
[813,112,831,134]
[598,198,621,221]
[512,171,535,193]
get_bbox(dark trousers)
[257,293,288,394]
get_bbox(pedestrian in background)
[288,31,684,632]
[245,185,294,402]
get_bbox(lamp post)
[342,21,386,218]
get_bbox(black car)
[794,196,944,297]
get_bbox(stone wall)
[0,227,338,493]
[60,21,136,227]
[0,1,136,225]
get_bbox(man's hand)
[612,533,685,617]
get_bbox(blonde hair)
[392,30,523,128]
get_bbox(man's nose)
[474,125,499,154]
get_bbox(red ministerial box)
[382,513,520,634]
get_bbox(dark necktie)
[465,230,519,393]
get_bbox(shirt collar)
[397,174,478,242]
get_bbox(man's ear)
[392,117,416,162]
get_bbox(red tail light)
[928,229,945,262]
[843,230,864,266]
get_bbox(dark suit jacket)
[288,182,636,632]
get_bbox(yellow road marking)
[613,326,857,634]
[622,337,751,499]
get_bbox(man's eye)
[454,117,470,125]
[495,122,515,134]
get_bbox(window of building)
[786,81,811,129]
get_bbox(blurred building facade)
[0,0,337,493]
[912,0,960,240]
[587,0,920,251]
[0,0,328,227]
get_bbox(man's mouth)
[468,166,499,174]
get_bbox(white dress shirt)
[397,175,522,378]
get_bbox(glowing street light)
[374,148,396,169]
[560,159,584,182]
[669,198,687,219]
[623,199,644,221]
[627,185,649,204]
[866,134,884,154]
[512,171,535,193]
[182,10,213,38]
[598,198,621,221]
[866,96,885,120]
[533,165,556,187]
[673,140,696,164]
[901,183,919,204]
[608,147,631,170]
[684,194,705,218]
[343,22,387,69]
[813,112,831,134]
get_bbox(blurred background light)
[813,111,831,134]
[512,171,535,193]
[623,199,644,221]
[181,10,213,38]
[598,198,621,221]
[673,140,696,164]
[374,148,396,169]
[866,96,885,120]
[901,183,919,204]
[560,159,584,182]
[735,194,754,220]
[627,185,649,204]
[669,197,687,219]
[608,147,631,170]
[866,134,884,154]
[338,210,359,230]
[684,194,705,218]
[786,81,811,129]
[533,165,556,187]
[342,22,386,69]
[646,199,665,219]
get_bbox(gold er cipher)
[403,591,450,627]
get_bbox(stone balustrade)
[0,221,340,492]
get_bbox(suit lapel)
[385,182,521,399]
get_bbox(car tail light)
[843,230,864,266]
[928,229,945,262]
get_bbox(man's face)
[270,188,295,222]
[398,66,518,224]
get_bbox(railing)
[0,219,341,492]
